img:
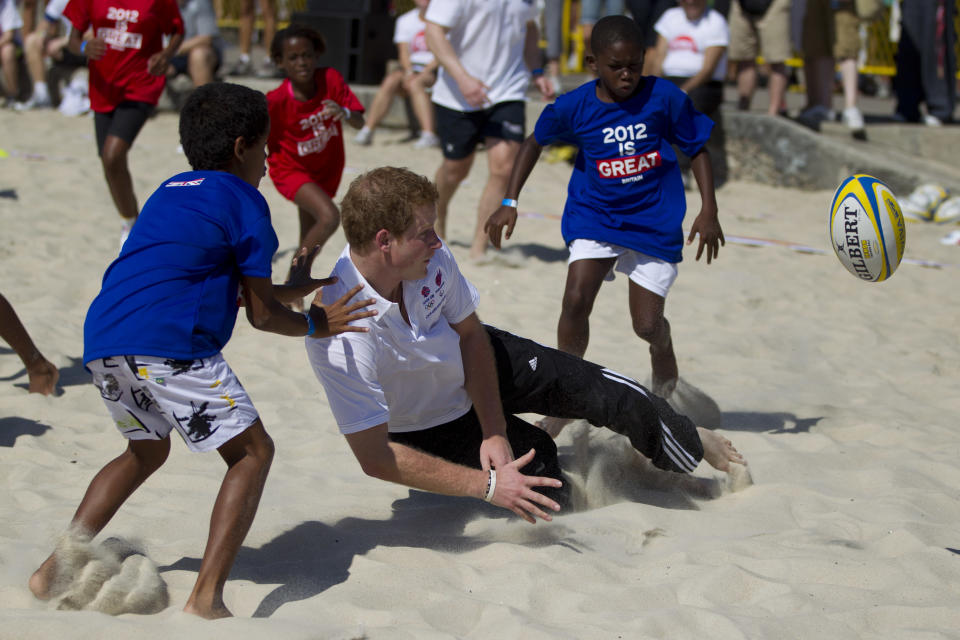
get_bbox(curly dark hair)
[270,24,327,63]
[590,14,644,56]
[178,82,269,171]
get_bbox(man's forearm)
[362,440,489,499]
[459,325,508,439]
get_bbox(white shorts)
[567,239,679,297]
[88,354,260,452]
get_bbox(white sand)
[2,104,960,638]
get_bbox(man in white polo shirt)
[306,167,745,523]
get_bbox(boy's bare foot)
[183,600,233,619]
[536,416,572,438]
[27,357,59,395]
[28,555,58,600]
[696,427,745,472]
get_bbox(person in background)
[229,0,275,77]
[354,0,439,150]
[166,0,223,89]
[14,0,87,110]
[651,0,729,186]
[727,0,791,117]
[424,0,554,263]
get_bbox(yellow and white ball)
[829,174,906,282]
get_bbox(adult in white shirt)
[354,0,440,150]
[650,0,729,186]
[424,0,554,263]
[306,167,746,523]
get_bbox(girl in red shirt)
[64,0,184,247]
[266,25,365,296]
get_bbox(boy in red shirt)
[266,24,366,300]
[63,0,184,247]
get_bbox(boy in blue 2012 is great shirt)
[28,82,375,619]
[486,14,724,435]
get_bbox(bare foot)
[183,602,233,619]
[27,357,59,396]
[29,555,58,600]
[696,427,746,472]
[536,416,572,439]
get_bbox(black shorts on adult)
[94,101,155,153]
[435,101,526,160]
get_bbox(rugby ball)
[829,174,906,282]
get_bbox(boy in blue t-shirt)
[28,82,375,619]
[486,15,723,429]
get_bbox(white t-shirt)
[655,7,729,82]
[306,243,480,435]
[0,0,24,33]
[425,0,538,112]
[394,7,434,70]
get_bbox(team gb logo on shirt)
[422,269,446,316]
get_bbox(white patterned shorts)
[567,238,679,297]
[88,354,260,452]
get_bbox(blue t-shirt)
[534,77,713,263]
[83,171,279,364]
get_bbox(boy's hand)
[82,37,107,61]
[147,51,171,75]
[307,284,377,338]
[687,207,724,264]
[484,205,518,249]
[533,74,556,101]
[320,99,347,122]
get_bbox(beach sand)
[2,104,960,639]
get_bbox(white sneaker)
[923,114,943,127]
[842,106,864,131]
[933,196,960,224]
[353,128,373,146]
[13,93,52,111]
[901,183,948,222]
[412,132,439,149]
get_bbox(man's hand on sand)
[489,448,563,524]
[696,427,745,472]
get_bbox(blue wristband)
[501,198,518,208]
[304,311,316,337]
[531,68,544,76]
[80,40,87,54]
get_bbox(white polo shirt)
[425,0,538,112]
[305,243,480,435]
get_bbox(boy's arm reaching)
[485,134,544,248]
[242,269,376,338]
[686,148,724,263]
[345,424,562,524]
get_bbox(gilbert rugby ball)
[829,174,906,282]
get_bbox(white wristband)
[483,469,497,502]
[342,106,351,120]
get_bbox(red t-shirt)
[266,68,365,185]
[64,0,183,112]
